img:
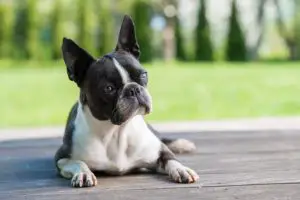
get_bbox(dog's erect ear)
[115,15,140,59]
[62,38,95,86]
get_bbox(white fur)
[167,139,196,154]
[57,159,92,178]
[163,160,199,183]
[70,102,161,174]
[57,159,97,187]
[112,58,130,84]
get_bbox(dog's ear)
[62,38,95,86]
[115,15,140,59]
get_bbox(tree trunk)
[163,19,175,61]
[248,0,267,60]
[273,0,300,60]
[161,0,177,61]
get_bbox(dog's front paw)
[166,160,199,184]
[71,172,98,187]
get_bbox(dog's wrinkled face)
[83,52,152,125]
[61,15,152,125]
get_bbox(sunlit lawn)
[1,61,300,128]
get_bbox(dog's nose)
[129,87,140,96]
[125,85,141,97]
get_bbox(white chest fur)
[71,103,161,174]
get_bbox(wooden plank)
[0,130,299,199]
[171,130,300,153]
[1,184,300,200]
[0,165,299,193]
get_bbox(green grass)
[1,61,300,128]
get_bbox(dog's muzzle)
[111,83,152,125]
[123,84,151,114]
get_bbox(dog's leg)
[156,144,199,183]
[57,158,97,187]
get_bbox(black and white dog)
[55,15,199,188]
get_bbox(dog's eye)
[140,72,147,80]
[139,72,148,85]
[104,85,115,93]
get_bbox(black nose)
[126,85,141,97]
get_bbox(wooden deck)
[0,129,299,200]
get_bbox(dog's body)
[55,15,199,187]
[56,102,162,175]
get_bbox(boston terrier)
[54,15,199,188]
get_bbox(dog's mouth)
[143,105,150,114]
[111,96,152,125]
[137,96,152,114]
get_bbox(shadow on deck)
[0,130,300,200]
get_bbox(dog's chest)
[71,115,160,174]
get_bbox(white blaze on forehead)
[112,58,130,84]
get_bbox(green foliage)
[0,4,11,58]
[225,0,247,61]
[293,1,300,60]
[0,6,5,57]
[76,0,95,55]
[131,0,153,62]
[27,0,39,60]
[174,15,187,61]
[49,0,63,60]
[12,0,26,59]
[12,0,38,59]
[97,3,114,56]
[195,0,214,61]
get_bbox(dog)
[54,15,199,187]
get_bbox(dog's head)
[62,15,152,125]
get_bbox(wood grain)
[0,130,299,199]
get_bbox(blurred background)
[1,0,300,128]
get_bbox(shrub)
[12,0,38,59]
[195,0,214,61]
[97,4,114,56]
[0,4,10,58]
[131,0,153,62]
[76,0,95,54]
[49,0,63,60]
[174,15,187,61]
[225,0,247,61]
